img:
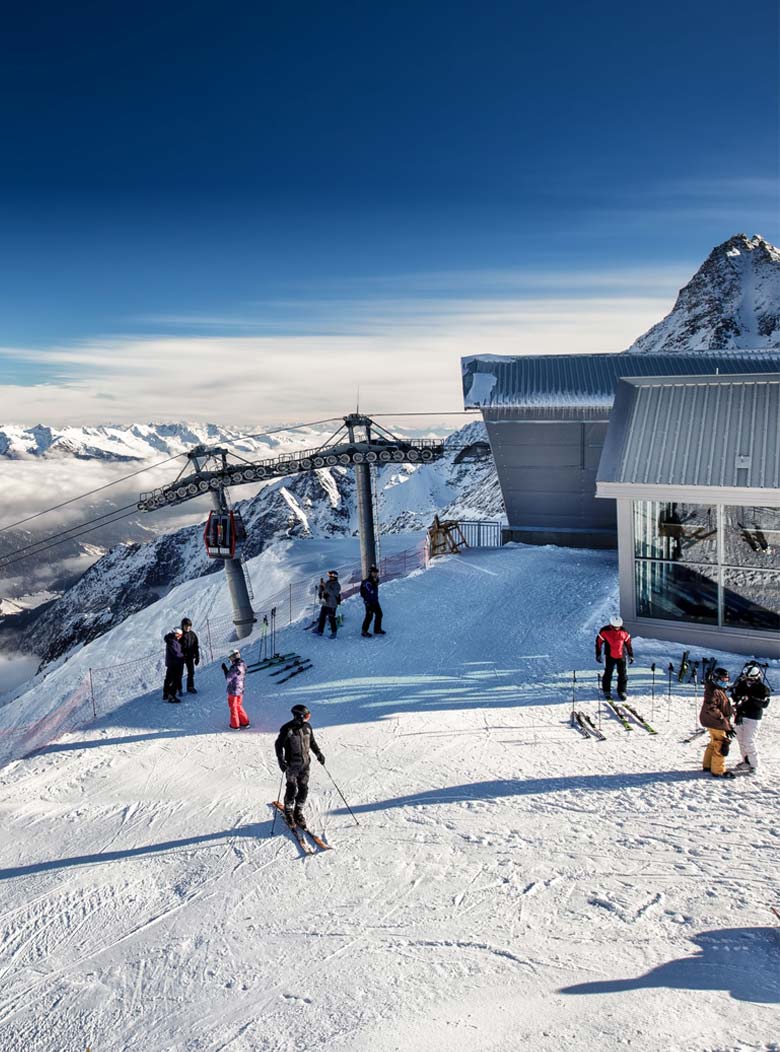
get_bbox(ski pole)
[650,662,656,722]
[270,771,285,837]
[323,765,360,826]
[667,662,674,721]
[571,670,576,719]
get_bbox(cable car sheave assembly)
[137,415,445,638]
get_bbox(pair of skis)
[269,656,308,677]
[271,801,331,855]
[605,698,657,734]
[277,662,313,684]
[571,711,606,741]
[247,651,299,675]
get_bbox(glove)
[195,657,200,666]
[317,754,326,765]
[726,726,736,739]
[278,760,288,773]
[596,654,603,664]
[221,662,228,677]
[629,657,634,665]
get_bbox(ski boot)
[603,691,613,701]
[284,808,295,827]
[293,810,307,830]
[374,629,386,635]
[361,631,372,638]
[617,692,627,702]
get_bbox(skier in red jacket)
[595,616,634,701]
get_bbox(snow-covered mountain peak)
[625,233,780,354]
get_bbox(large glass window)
[635,560,718,624]
[633,501,780,634]
[633,501,717,563]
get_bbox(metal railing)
[457,520,503,548]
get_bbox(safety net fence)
[0,542,428,768]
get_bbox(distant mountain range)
[625,233,780,353]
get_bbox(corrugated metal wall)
[485,420,616,545]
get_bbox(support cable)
[0,452,187,533]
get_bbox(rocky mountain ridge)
[625,233,780,353]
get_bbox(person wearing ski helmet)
[699,667,735,778]
[163,627,185,702]
[730,662,771,775]
[595,616,634,701]
[315,570,341,638]
[274,704,325,829]
[360,565,384,638]
[180,617,200,694]
[221,648,249,729]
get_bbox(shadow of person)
[559,927,780,1004]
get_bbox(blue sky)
[0,1,777,423]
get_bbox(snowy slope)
[0,542,777,1052]
[15,422,502,668]
[626,234,780,353]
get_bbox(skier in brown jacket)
[699,667,736,779]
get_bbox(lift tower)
[138,420,446,634]
[188,446,255,639]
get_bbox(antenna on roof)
[356,385,360,413]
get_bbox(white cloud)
[0,286,675,425]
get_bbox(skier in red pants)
[221,648,249,729]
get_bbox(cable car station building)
[463,353,780,657]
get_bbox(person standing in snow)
[700,666,735,779]
[275,703,325,828]
[180,617,200,694]
[315,569,341,638]
[163,627,185,703]
[730,662,771,775]
[595,616,634,700]
[221,648,250,729]
[360,565,385,638]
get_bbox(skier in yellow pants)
[700,667,736,779]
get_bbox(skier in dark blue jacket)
[360,565,385,638]
[163,628,184,702]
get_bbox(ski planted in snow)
[270,802,313,855]
[701,657,717,684]
[687,660,700,685]
[578,711,606,741]
[277,662,313,685]
[622,703,657,734]
[604,698,633,732]
[677,650,690,683]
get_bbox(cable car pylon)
[190,446,255,640]
[137,418,446,630]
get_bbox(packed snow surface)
[0,543,778,1051]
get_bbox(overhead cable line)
[0,502,142,568]
[0,507,142,572]
[242,416,344,440]
[0,452,188,533]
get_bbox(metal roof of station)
[461,352,780,420]
[597,372,780,501]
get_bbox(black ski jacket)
[275,718,324,769]
[732,676,771,722]
[180,629,200,663]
